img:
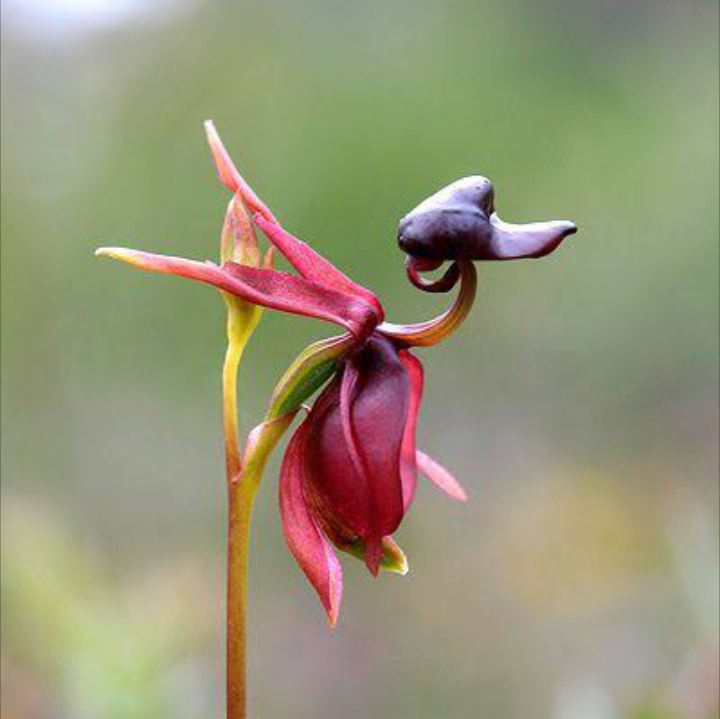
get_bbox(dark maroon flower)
[280,332,467,625]
[98,123,576,626]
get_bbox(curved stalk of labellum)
[404,256,461,294]
[379,260,477,348]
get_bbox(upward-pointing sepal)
[204,120,278,224]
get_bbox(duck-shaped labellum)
[398,176,577,262]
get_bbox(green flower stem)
[223,299,261,719]
[223,338,244,482]
[222,297,263,482]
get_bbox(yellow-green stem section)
[223,299,261,483]
[223,338,244,482]
[223,300,260,719]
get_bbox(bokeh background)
[2,0,718,717]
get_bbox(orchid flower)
[97,122,576,718]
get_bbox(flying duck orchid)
[97,122,576,718]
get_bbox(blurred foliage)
[1,0,718,717]
[1,498,215,719]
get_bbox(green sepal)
[267,334,355,420]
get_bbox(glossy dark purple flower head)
[398,176,577,262]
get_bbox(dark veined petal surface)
[304,334,410,575]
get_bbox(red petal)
[204,123,384,321]
[254,214,384,321]
[204,120,278,224]
[280,420,343,627]
[305,335,408,576]
[223,263,378,339]
[339,362,382,575]
[398,350,424,511]
[416,450,468,502]
[96,247,378,340]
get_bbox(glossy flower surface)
[398,176,577,261]
[280,332,467,625]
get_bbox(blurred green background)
[1,0,718,717]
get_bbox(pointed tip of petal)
[204,119,241,193]
[95,246,143,267]
[395,556,410,576]
[323,558,343,628]
[280,422,344,629]
[326,603,340,629]
[416,450,469,502]
[454,486,469,502]
[364,536,383,577]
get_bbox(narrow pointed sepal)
[267,334,355,420]
[204,120,278,224]
[280,420,343,627]
[205,121,384,323]
[416,450,468,502]
[398,350,424,511]
[254,214,384,321]
[95,247,379,339]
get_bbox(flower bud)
[220,194,260,267]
